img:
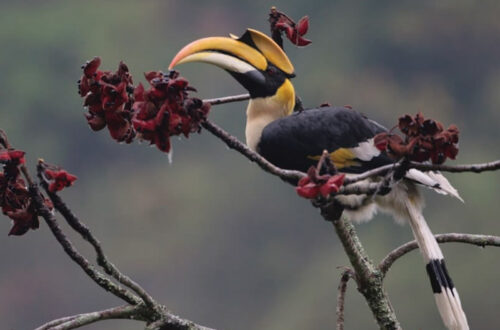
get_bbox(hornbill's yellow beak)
[169,29,295,97]
[169,29,297,151]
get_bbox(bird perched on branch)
[169,28,469,330]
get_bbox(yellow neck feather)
[245,79,295,151]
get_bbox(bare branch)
[37,161,158,311]
[145,308,216,330]
[201,119,305,184]
[28,184,141,305]
[35,316,79,330]
[379,233,500,275]
[204,93,250,106]
[321,202,401,329]
[409,160,500,174]
[345,159,500,185]
[35,305,145,330]
[336,268,354,330]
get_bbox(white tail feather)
[405,200,469,330]
[405,169,463,202]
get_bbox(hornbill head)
[169,29,296,150]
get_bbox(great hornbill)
[169,28,469,330]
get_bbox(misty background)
[1,1,500,329]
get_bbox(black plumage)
[257,106,393,173]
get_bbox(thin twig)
[0,129,11,148]
[409,160,500,174]
[204,93,250,106]
[379,233,500,276]
[35,305,145,330]
[201,119,305,184]
[35,315,79,330]
[345,159,500,185]
[28,184,141,306]
[37,161,158,311]
[336,268,354,330]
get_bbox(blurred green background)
[1,1,500,329]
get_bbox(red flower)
[374,113,460,164]
[296,167,345,199]
[0,150,25,165]
[319,174,346,197]
[275,16,311,47]
[44,169,78,193]
[6,205,39,236]
[79,58,135,143]
[0,166,41,236]
[0,149,26,180]
[296,176,321,199]
[269,7,312,48]
[131,71,209,153]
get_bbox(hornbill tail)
[405,200,469,330]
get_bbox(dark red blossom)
[269,7,311,48]
[0,149,25,178]
[0,149,25,165]
[131,70,210,153]
[0,149,43,236]
[79,58,210,154]
[44,169,78,193]
[0,176,29,214]
[6,202,39,236]
[374,112,459,164]
[78,57,135,143]
[296,166,345,199]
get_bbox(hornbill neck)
[245,78,295,151]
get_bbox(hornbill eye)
[266,67,277,75]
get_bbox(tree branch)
[34,305,146,330]
[409,160,500,173]
[37,161,158,311]
[204,93,250,106]
[28,184,141,306]
[201,119,304,184]
[144,307,216,330]
[321,202,401,330]
[344,159,500,185]
[35,316,79,330]
[379,233,500,276]
[336,268,354,330]
[202,95,500,188]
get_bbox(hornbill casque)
[169,28,469,330]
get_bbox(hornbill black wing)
[257,106,393,173]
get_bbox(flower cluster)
[374,112,459,164]
[0,149,40,236]
[269,7,311,48]
[78,59,210,154]
[132,71,210,153]
[296,166,345,199]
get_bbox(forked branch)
[379,233,500,275]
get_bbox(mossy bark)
[321,203,401,330]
